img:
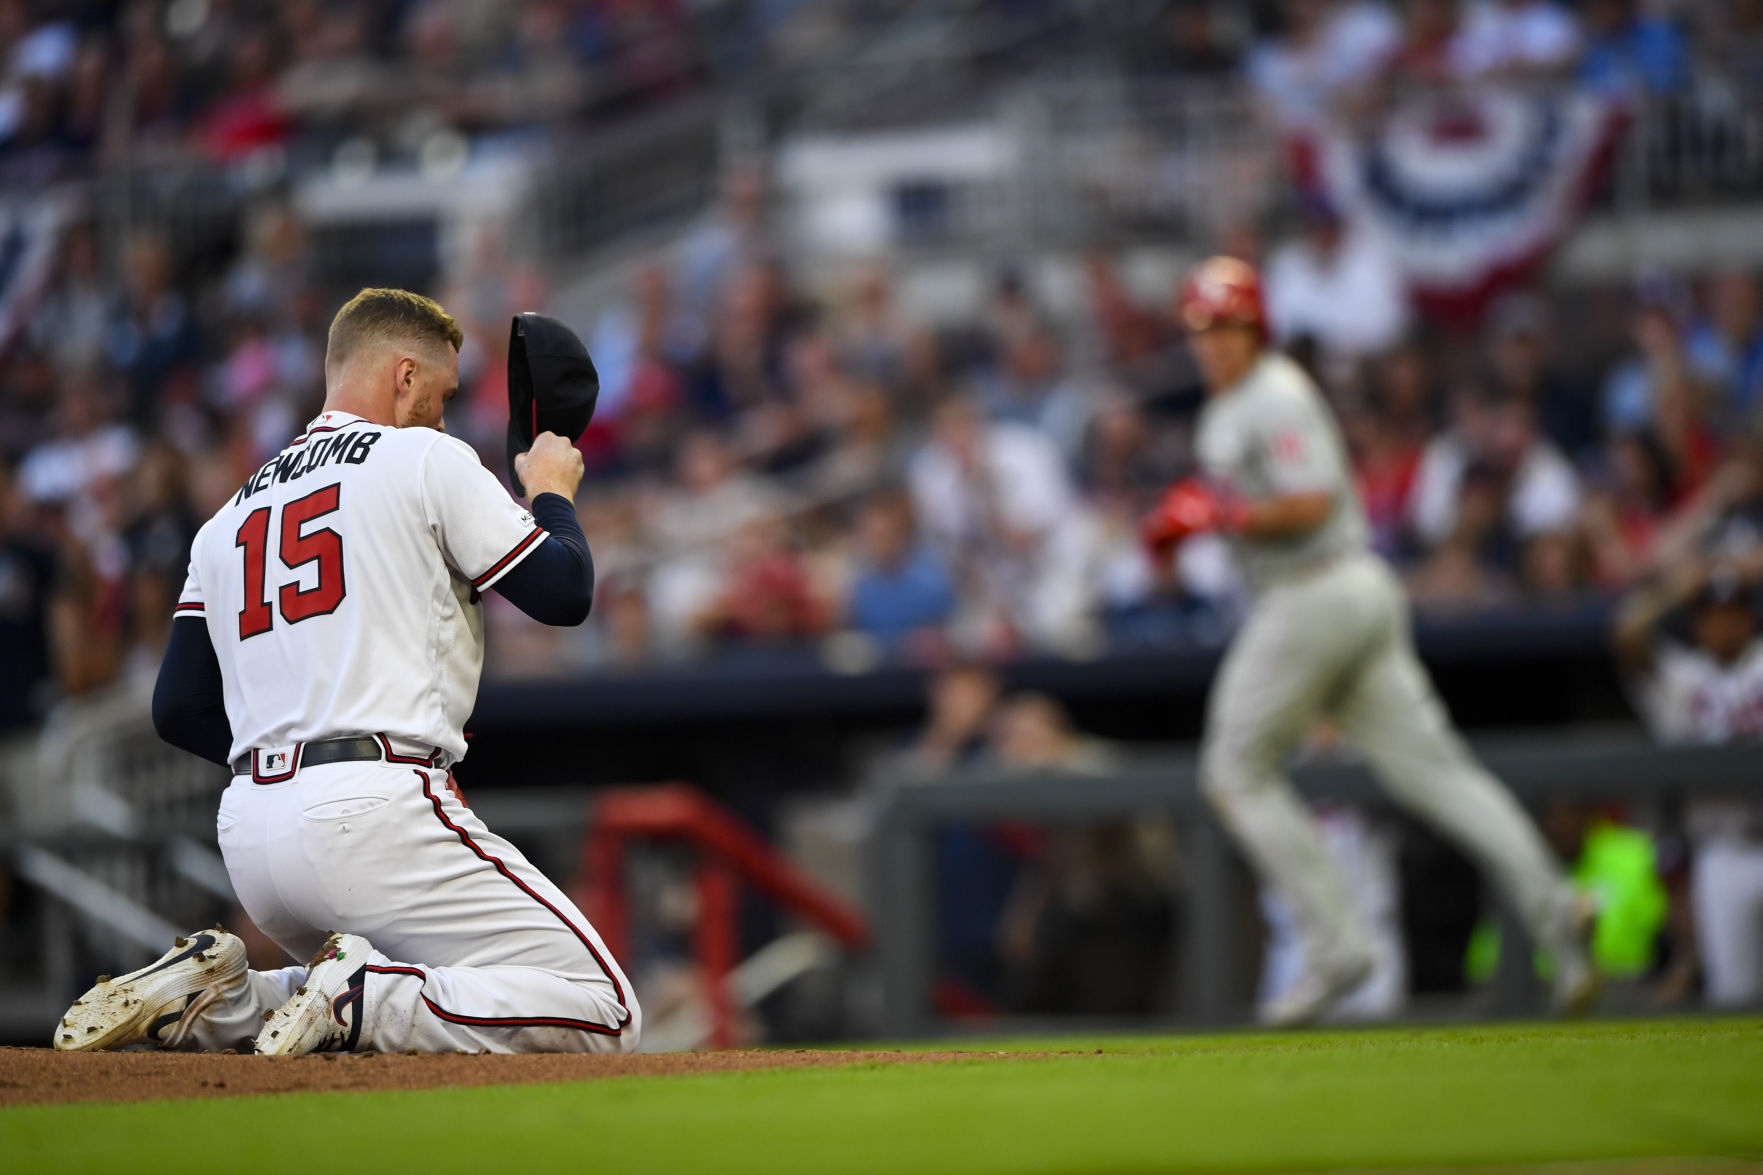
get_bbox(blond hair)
[325,288,463,380]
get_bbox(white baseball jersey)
[1632,635,1763,841]
[1194,351,1369,591]
[1634,638,1763,743]
[176,410,547,765]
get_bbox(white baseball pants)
[187,761,640,1054]
[1692,838,1763,1006]
[1200,554,1574,970]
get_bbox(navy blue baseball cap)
[506,312,599,496]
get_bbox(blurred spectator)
[693,514,826,646]
[1581,430,1677,589]
[1578,0,1690,97]
[1467,799,1670,987]
[901,665,1018,1004]
[1543,801,1668,981]
[903,663,1003,776]
[1347,344,1436,556]
[1263,195,1410,365]
[1450,0,1582,79]
[1132,1,1241,78]
[1410,390,1582,559]
[121,442,200,677]
[1407,459,1521,612]
[834,261,922,390]
[647,431,791,653]
[105,234,200,426]
[17,370,137,509]
[988,694,1175,1017]
[1384,0,1463,85]
[973,319,1087,455]
[1486,293,1596,459]
[802,382,909,506]
[1686,270,1763,420]
[1084,253,1169,376]
[675,162,773,355]
[844,489,956,661]
[0,463,58,734]
[29,221,107,373]
[909,398,1102,654]
[196,23,289,164]
[1248,0,1400,131]
[1602,277,1720,502]
[1615,557,1763,1006]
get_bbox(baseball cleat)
[1550,892,1602,1017]
[1259,946,1375,1029]
[53,927,247,1051]
[253,932,371,1056]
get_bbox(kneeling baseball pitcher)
[54,292,640,1056]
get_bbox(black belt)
[232,735,437,780]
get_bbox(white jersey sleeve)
[1248,382,1347,496]
[174,519,212,619]
[418,435,548,593]
[1195,353,1370,591]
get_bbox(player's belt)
[231,735,438,780]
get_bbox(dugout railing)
[869,735,1763,1038]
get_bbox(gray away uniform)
[1194,352,1575,972]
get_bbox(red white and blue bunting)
[1311,87,1625,321]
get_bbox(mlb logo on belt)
[252,743,303,784]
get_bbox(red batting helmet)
[1178,256,1268,338]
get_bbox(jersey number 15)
[235,483,347,639]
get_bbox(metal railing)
[784,70,1763,256]
[524,95,730,266]
[869,734,1763,1037]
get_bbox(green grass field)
[4,1019,1760,1174]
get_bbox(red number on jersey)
[278,484,346,623]
[234,507,273,639]
[235,485,347,638]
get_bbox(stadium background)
[2,0,1762,1049]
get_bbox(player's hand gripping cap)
[1178,256,1268,338]
[507,312,599,496]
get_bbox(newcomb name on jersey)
[1194,351,1370,591]
[176,410,547,764]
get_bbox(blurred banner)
[1313,88,1625,321]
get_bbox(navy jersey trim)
[470,528,545,590]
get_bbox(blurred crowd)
[0,0,845,185]
[2,0,1763,732]
[0,0,1760,1029]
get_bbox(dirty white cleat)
[253,932,371,1056]
[1550,892,1602,1017]
[1258,946,1376,1029]
[53,928,247,1051]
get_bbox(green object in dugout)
[1466,819,1668,982]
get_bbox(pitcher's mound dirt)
[0,1045,1063,1107]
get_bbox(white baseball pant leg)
[190,761,640,1054]
[1691,838,1763,1006]
[1332,558,1574,953]
[1203,555,1573,967]
[1199,561,1382,964]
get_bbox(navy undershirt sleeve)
[492,492,595,626]
[153,617,234,767]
